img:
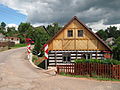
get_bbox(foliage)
[46,22,62,37]
[96,26,120,40]
[105,26,120,39]
[18,23,31,34]
[0,22,6,34]
[6,27,18,37]
[96,29,108,40]
[96,26,120,60]
[112,36,120,60]
[18,22,34,43]
[32,55,38,62]
[0,21,61,55]
[74,59,120,65]
[33,26,50,52]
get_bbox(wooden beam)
[66,28,84,29]
[96,51,98,59]
[55,38,89,40]
[97,40,98,50]
[52,49,100,51]
[87,39,89,50]
[76,50,78,60]
[62,30,64,50]
[74,28,76,50]
[55,51,57,66]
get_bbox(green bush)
[32,55,38,62]
[75,59,120,65]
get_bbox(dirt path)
[0,47,120,90]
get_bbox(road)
[0,47,120,90]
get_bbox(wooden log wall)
[48,50,104,66]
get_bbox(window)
[87,54,92,59]
[78,30,83,37]
[82,54,86,59]
[82,53,92,59]
[67,30,73,37]
[63,52,71,63]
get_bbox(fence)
[57,63,120,79]
[0,41,15,47]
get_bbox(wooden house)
[44,16,111,66]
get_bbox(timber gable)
[47,16,111,51]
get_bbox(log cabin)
[44,16,112,66]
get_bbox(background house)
[105,37,115,46]
[0,33,5,41]
[3,37,20,44]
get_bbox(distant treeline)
[0,22,120,60]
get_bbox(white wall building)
[3,37,20,44]
[0,33,5,41]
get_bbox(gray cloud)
[0,0,120,25]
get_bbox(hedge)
[74,59,120,65]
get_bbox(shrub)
[74,59,86,63]
[75,59,120,65]
[32,55,38,62]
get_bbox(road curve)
[0,47,120,90]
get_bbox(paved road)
[0,47,120,90]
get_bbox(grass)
[11,44,27,49]
[32,55,38,63]
[92,75,120,81]
[35,61,40,65]
[0,44,27,52]
[32,56,45,65]
[60,72,120,81]
[32,55,41,65]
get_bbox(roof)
[106,37,114,42]
[4,37,20,39]
[41,16,112,51]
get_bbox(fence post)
[89,63,92,77]
[57,66,59,74]
[112,65,114,79]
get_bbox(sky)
[0,0,120,32]
[0,4,26,27]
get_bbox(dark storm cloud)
[1,0,120,25]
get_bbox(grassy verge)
[11,44,27,49]
[32,56,45,65]
[0,46,9,52]
[60,72,120,81]
[92,75,120,81]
